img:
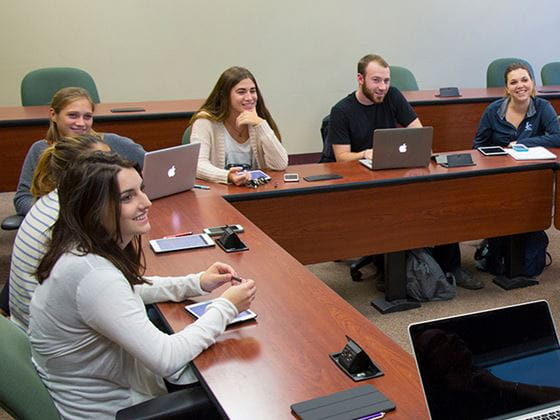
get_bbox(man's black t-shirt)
[327,86,417,153]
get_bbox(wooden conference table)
[149,150,554,419]
[1,86,559,191]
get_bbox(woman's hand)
[200,262,238,292]
[221,278,257,313]
[228,167,251,186]
[236,110,263,128]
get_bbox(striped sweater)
[9,190,59,331]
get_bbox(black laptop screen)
[409,301,560,420]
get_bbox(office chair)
[0,282,9,317]
[21,67,100,106]
[390,66,419,91]
[182,125,192,144]
[1,214,23,230]
[318,115,335,162]
[486,58,535,88]
[541,62,560,86]
[0,316,217,419]
[0,316,60,419]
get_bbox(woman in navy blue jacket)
[474,63,560,149]
[473,63,556,278]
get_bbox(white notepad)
[506,146,557,160]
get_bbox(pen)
[231,275,244,283]
[163,231,193,238]
[193,184,210,190]
[355,412,385,420]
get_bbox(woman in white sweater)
[190,66,288,185]
[29,152,256,419]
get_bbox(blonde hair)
[46,87,96,144]
[31,134,106,197]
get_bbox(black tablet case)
[291,385,395,420]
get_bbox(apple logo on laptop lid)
[167,165,176,178]
[399,143,407,153]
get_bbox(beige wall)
[1,0,559,154]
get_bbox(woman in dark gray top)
[14,87,145,215]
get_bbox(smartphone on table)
[203,224,244,237]
[283,173,300,182]
[512,144,529,152]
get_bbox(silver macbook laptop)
[409,301,560,420]
[359,126,433,170]
[142,142,200,200]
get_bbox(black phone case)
[303,174,343,182]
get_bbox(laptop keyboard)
[526,409,560,419]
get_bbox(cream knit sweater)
[190,118,288,184]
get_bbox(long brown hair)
[190,66,281,140]
[46,87,97,144]
[37,152,147,287]
[31,134,107,197]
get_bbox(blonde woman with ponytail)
[13,87,145,215]
[9,134,110,330]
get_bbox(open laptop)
[142,142,200,200]
[359,126,433,170]
[409,301,560,420]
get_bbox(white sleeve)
[253,121,288,170]
[190,119,230,184]
[134,273,208,304]
[76,269,238,379]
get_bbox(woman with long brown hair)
[29,152,256,418]
[190,66,288,185]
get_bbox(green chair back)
[182,126,192,144]
[541,62,560,86]
[21,67,100,106]
[486,58,535,88]
[390,66,419,91]
[0,317,59,419]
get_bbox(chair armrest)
[115,386,213,420]
[2,215,24,230]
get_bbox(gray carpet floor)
[0,191,559,420]
[307,238,560,354]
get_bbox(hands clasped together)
[199,262,257,313]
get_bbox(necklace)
[225,120,248,142]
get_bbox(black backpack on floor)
[475,231,550,277]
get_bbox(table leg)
[371,251,421,314]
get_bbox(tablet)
[185,300,257,325]
[477,146,507,156]
[149,233,215,253]
[248,170,271,180]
